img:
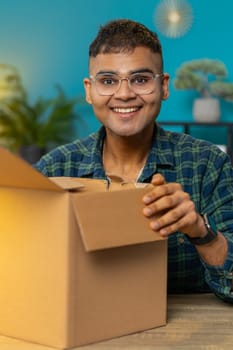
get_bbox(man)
[35,19,233,303]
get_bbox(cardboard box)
[0,147,167,349]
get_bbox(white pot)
[192,97,220,123]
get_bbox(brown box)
[0,147,167,349]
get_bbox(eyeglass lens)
[92,72,162,95]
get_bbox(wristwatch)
[187,214,218,245]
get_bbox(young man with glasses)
[35,19,233,303]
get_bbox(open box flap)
[0,147,62,191]
[49,177,85,191]
[71,187,165,252]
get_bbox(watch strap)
[187,214,218,245]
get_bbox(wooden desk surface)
[0,294,232,350]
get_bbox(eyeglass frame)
[89,71,164,96]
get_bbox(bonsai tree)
[173,58,233,101]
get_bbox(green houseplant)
[173,58,233,122]
[0,65,86,163]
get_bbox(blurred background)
[1,0,233,162]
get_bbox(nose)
[114,78,136,99]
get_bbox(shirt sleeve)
[200,237,233,303]
[199,150,233,303]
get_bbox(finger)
[142,174,168,205]
[142,182,183,207]
[143,192,182,219]
[151,173,166,186]
[149,201,196,236]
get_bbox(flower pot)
[19,145,46,164]
[192,97,220,123]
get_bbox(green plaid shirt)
[35,124,233,303]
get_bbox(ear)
[161,73,170,100]
[83,78,93,104]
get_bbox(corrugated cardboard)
[0,147,167,349]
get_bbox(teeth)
[113,107,138,113]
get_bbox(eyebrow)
[130,68,155,75]
[95,68,156,76]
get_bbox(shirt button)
[178,237,185,245]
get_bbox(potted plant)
[0,86,86,163]
[173,59,233,122]
[0,63,87,163]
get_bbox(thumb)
[151,173,166,186]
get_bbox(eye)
[130,74,152,85]
[97,75,118,86]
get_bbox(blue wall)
[1,0,233,142]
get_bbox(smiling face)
[84,46,169,139]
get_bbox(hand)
[142,174,205,238]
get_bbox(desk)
[159,121,233,163]
[0,294,232,350]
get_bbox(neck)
[102,133,152,183]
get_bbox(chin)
[109,126,144,138]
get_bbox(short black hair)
[89,19,163,64]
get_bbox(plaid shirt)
[35,124,233,303]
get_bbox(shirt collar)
[151,124,175,166]
[78,124,175,180]
[138,124,175,182]
[78,127,106,178]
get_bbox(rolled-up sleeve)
[201,237,233,303]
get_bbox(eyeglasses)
[89,72,164,96]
